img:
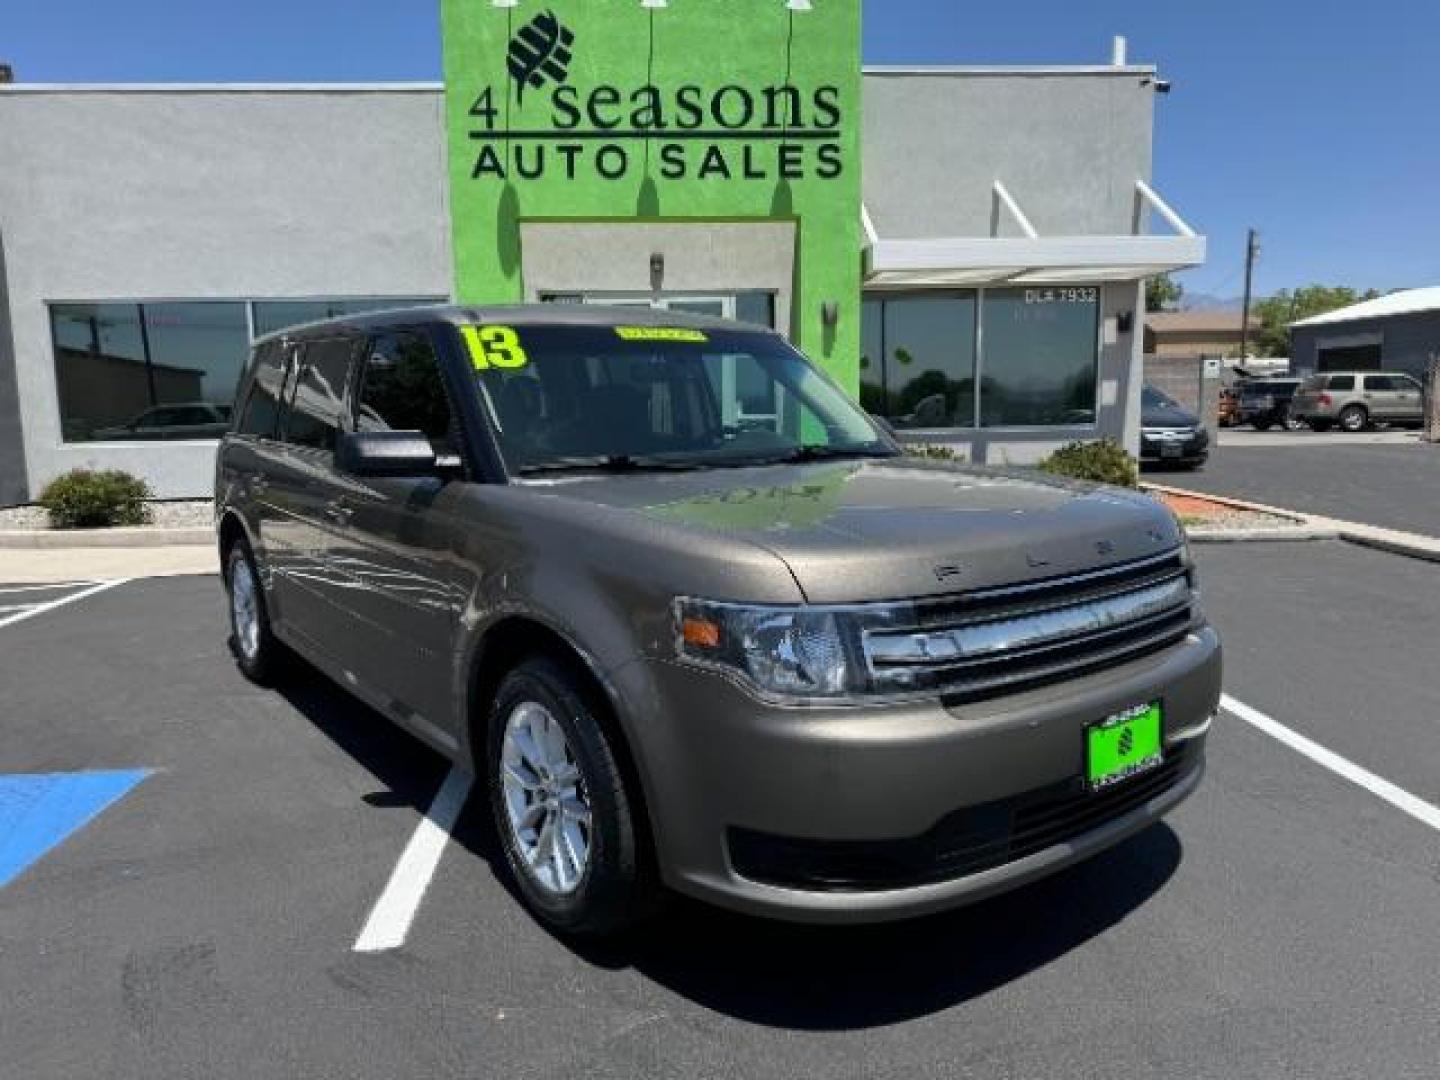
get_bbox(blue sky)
[5,0,1437,299]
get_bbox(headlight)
[673,598,911,699]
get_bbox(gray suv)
[216,306,1220,935]
[1291,371,1427,432]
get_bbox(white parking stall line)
[0,581,101,595]
[0,579,131,631]
[1221,693,1440,833]
[354,765,474,954]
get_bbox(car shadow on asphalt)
[571,824,1182,1030]
[277,658,1183,1031]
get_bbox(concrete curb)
[1142,482,1337,544]
[0,526,214,549]
[1184,526,1338,544]
[1146,482,1440,563]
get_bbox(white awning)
[864,180,1206,288]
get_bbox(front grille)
[728,745,1201,892]
[864,551,1195,703]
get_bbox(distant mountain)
[1179,293,1243,312]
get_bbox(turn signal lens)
[681,617,722,649]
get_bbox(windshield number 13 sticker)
[462,325,530,371]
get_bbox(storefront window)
[980,287,1099,427]
[861,294,977,428]
[861,287,1102,431]
[51,297,445,442]
[51,302,246,442]
[142,301,250,416]
[51,304,150,442]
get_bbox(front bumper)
[1140,429,1210,463]
[611,624,1222,923]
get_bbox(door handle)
[324,500,353,526]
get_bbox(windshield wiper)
[764,444,899,465]
[515,455,709,477]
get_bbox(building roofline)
[863,64,1158,76]
[0,82,446,95]
[0,64,1159,96]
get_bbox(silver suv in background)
[1291,372,1427,432]
[215,305,1220,936]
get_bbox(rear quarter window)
[1326,375,1355,391]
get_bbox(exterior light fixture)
[641,0,668,8]
[821,301,839,327]
[491,0,519,7]
[787,0,814,10]
[649,253,666,292]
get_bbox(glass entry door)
[581,294,782,430]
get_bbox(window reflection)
[861,288,1101,430]
[981,288,1098,427]
[861,295,976,428]
[51,302,246,441]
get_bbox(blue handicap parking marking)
[0,770,151,889]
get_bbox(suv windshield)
[1142,386,1179,409]
[469,324,897,475]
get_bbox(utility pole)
[1238,228,1259,360]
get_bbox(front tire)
[487,656,659,937]
[225,539,283,685]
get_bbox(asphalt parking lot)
[1169,429,1440,538]
[2,544,1439,1079]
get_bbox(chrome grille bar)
[863,551,1195,697]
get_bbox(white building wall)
[0,86,453,499]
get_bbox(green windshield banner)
[441,0,863,391]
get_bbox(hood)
[1142,403,1201,429]
[528,459,1184,603]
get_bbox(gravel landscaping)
[0,500,214,532]
[1148,490,1302,533]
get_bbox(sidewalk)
[0,544,217,584]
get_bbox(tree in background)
[1250,285,1381,357]
[1146,274,1184,312]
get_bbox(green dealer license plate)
[1087,702,1164,790]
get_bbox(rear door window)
[237,342,286,438]
[1364,375,1398,392]
[283,339,357,453]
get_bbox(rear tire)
[487,655,660,937]
[224,539,283,685]
[1251,419,1272,432]
[1339,405,1369,432]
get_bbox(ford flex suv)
[215,306,1221,935]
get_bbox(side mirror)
[337,431,439,478]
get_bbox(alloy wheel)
[230,555,261,662]
[500,701,593,895]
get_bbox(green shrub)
[1036,438,1139,489]
[38,469,152,529]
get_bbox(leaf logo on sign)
[507,10,576,106]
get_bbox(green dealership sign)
[441,0,863,388]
